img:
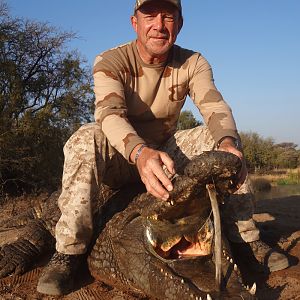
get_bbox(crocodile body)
[0,151,255,299]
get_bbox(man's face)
[131,2,182,63]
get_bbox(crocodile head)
[142,151,239,261]
[89,151,256,300]
[144,175,215,260]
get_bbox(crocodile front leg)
[0,218,54,278]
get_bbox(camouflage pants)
[56,123,259,255]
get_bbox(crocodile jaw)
[145,217,214,259]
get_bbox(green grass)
[277,172,300,185]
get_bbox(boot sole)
[37,279,73,296]
[268,257,289,272]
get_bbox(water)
[255,184,300,201]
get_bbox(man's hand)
[130,144,175,200]
[217,137,247,188]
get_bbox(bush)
[251,178,272,192]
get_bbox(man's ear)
[131,15,138,33]
[178,16,183,33]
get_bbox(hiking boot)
[248,240,289,272]
[233,240,289,273]
[37,251,82,295]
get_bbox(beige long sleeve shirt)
[93,40,238,162]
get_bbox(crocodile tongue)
[177,239,212,257]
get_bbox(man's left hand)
[217,137,247,188]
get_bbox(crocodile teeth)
[160,235,182,252]
[230,258,233,263]
[207,294,212,300]
[145,228,157,247]
[249,282,256,295]
[234,264,238,271]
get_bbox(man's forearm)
[98,114,146,162]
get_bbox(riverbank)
[250,168,300,187]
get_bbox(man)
[37,0,289,296]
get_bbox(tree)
[240,132,299,172]
[240,132,275,172]
[177,110,202,130]
[0,3,94,194]
[274,143,299,169]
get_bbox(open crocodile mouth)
[145,214,214,260]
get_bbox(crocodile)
[0,151,256,299]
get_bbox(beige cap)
[134,0,182,15]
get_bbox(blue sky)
[7,0,300,147]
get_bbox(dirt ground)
[0,193,300,300]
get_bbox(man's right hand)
[130,144,175,201]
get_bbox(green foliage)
[273,143,299,169]
[0,3,94,195]
[177,110,202,130]
[240,132,275,172]
[240,132,299,173]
